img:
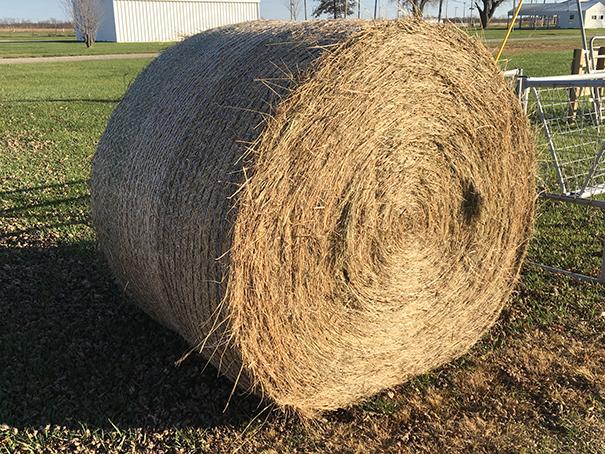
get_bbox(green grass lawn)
[0,30,173,59]
[0,30,74,41]
[1,41,604,452]
[473,27,605,40]
[0,41,172,59]
[503,50,573,76]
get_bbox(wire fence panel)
[523,76,605,204]
[518,74,605,283]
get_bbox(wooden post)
[597,46,605,71]
[568,48,584,123]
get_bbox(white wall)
[585,3,605,27]
[97,0,259,43]
[558,2,605,28]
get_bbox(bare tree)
[285,0,304,19]
[475,0,507,28]
[394,0,438,17]
[313,0,357,18]
[61,0,103,47]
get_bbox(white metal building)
[509,0,605,29]
[95,0,260,42]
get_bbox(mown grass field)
[474,26,605,39]
[1,28,605,453]
[0,31,171,58]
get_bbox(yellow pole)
[495,0,525,63]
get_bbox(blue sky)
[0,0,511,23]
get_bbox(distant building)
[94,0,259,42]
[508,0,605,29]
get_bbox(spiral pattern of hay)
[91,19,535,416]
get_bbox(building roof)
[509,0,605,16]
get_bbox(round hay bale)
[91,19,535,416]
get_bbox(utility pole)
[445,0,449,19]
[462,1,466,23]
[438,0,444,22]
[358,0,361,18]
[304,0,308,19]
[374,0,378,18]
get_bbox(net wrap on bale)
[91,19,536,416]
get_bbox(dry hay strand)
[91,19,536,416]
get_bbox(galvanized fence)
[516,73,605,283]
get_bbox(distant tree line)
[0,18,72,29]
[291,0,503,28]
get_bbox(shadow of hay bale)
[0,241,262,430]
